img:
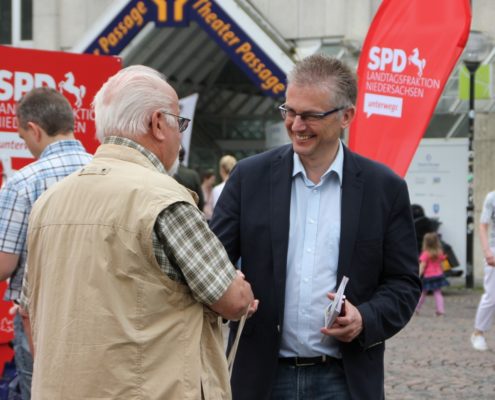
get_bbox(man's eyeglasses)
[278,104,344,122]
[160,110,191,133]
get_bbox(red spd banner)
[0,282,13,344]
[349,0,471,177]
[0,46,121,186]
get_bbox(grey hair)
[287,54,357,108]
[16,87,74,136]
[92,65,177,142]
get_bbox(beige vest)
[27,144,231,400]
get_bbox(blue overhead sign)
[83,0,288,98]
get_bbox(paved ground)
[384,282,495,399]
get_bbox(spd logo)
[368,46,427,77]
[0,70,86,107]
[58,72,86,108]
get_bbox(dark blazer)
[210,144,421,400]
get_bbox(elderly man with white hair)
[20,65,257,400]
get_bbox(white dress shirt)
[279,140,343,358]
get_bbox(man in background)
[471,191,495,351]
[0,87,92,399]
[174,147,204,210]
[212,155,237,209]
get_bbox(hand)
[211,269,255,321]
[9,303,28,317]
[8,303,19,316]
[321,293,363,343]
[236,271,259,317]
[18,305,29,318]
[485,253,495,267]
[246,299,259,318]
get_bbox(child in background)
[416,232,450,316]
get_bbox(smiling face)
[284,83,354,168]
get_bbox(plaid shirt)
[0,140,92,301]
[20,136,236,309]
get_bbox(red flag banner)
[348,0,471,177]
[0,46,121,186]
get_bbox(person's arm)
[479,222,495,267]
[19,306,34,357]
[210,168,241,263]
[479,192,495,267]
[0,181,28,281]
[17,266,34,356]
[419,261,426,276]
[355,179,422,349]
[155,202,256,321]
[0,252,19,281]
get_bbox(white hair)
[92,65,177,142]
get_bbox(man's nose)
[291,115,307,131]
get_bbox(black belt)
[279,355,337,367]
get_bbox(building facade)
[2,0,495,282]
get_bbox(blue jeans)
[10,314,32,400]
[271,359,351,400]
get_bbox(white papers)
[324,276,349,329]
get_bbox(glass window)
[0,0,12,44]
[21,0,32,40]
[0,0,32,44]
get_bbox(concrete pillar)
[34,0,115,51]
[33,0,60,50]
[58,0,115,51]
[344,0,379,40]
[249,0,376,41]
[472,0,495,38]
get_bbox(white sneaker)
[471,333,488,351]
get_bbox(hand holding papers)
[324,276,349,329]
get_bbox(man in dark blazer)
[211,55,421,400]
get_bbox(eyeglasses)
[160,110,191,133]
[278,104,344,122]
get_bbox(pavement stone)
[385,285,495,399]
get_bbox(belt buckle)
[294,355,326,367]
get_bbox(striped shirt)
[0,139,92,301]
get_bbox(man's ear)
[340,106,356,129]
[27,122,43,143]
[150,111,166,141]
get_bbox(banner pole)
[464,60,480,289]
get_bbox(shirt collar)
[38,139,83,159]
[103,136,167,175]
[292,140,344,186]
